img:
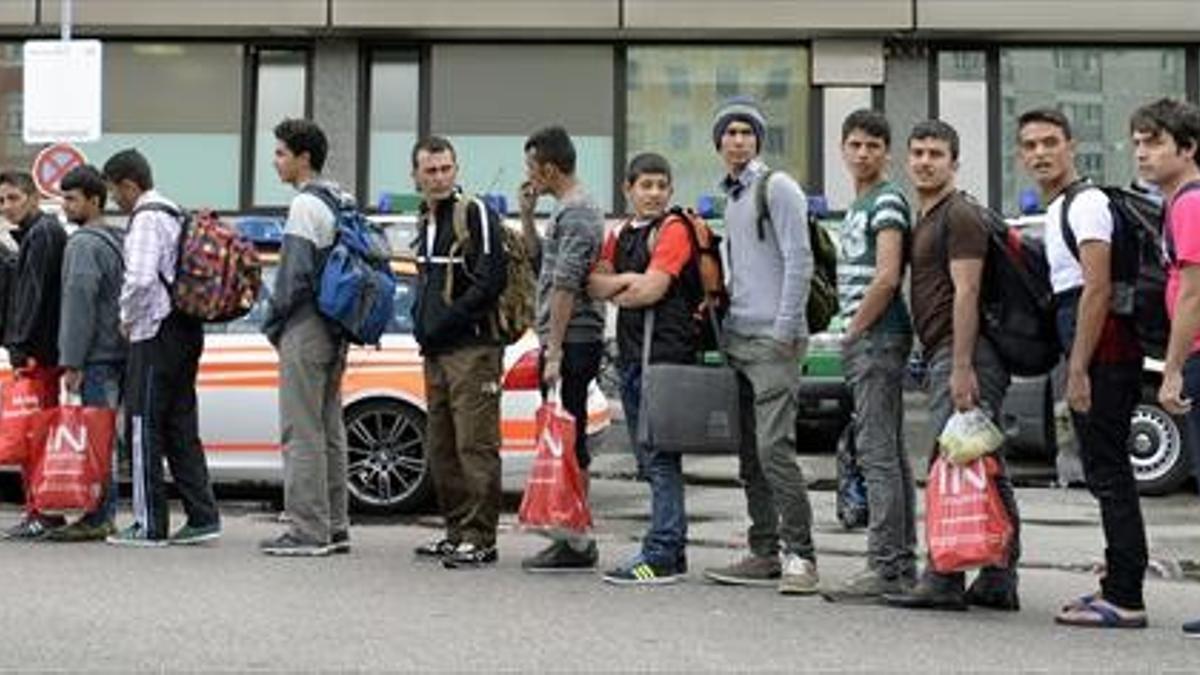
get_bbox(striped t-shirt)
[837,180,912,334]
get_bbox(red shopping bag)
[26,404,117,514]
[925,455,1013,573]
[517,398,592,535]
[0,372,54,465]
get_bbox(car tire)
[344,399,434,514]
[1129,403,1193,496]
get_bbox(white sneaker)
[779,553,819,595]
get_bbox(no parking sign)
[31,143,87,198]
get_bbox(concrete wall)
[311,40,360,197]
[333,0,619,29]
[625,0,911,30]
[0,1,34,25]
[917,0,1200,32]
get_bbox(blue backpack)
[305,186,397,346]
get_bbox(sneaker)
[822,568,911,604]
[169,523,222,546]
[44,520,116,543]
[779,554,820,595]
[703,553,781,587]
[521,540,599,573]
[1183,616,1200,638]
[883,574,967,611]
[259,532,331,557]
[603,559,681,586]
[441,542,498,569]
[106,524,168,548]
[965,575,1020,611]
[414,537,457,558]
[2,515,67,541]
[329,530,351,555]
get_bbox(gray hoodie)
[59,224,128,369]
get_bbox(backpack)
[1061,182,1200,360]
[939,192,1058,377]
[306,186,398,346]
[447,194,536,345]
[131,204,262,323]
[755,170,839,334]
[650,206,727,350]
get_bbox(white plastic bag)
[938,408,1005,465]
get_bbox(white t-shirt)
[1044,186,1114,294]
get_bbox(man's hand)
[1066,367,1092,414]
[119,322,131,340]
[950,364,979,412]
[1159,368,1192,415]
[63,369,84,394]
[542,350,562,388]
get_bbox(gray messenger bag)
[636,309,741,454]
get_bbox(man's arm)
[57,239,100,371]
[1067,241,1112,412]
[766,175,812,344]
[846,228,904,339]
[119,212,165,333]
[612,270,672,309]
[949,257,984,410]
[588,268,633,300]
[1164,264,1200,376]
[4,226,49,361]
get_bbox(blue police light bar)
[235,217,284,246]
[807,194,829,219]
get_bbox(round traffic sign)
[32,143,88,198]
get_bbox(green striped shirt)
[837,181,912,334]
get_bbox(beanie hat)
[712,96,767,151]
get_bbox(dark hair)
[1131,98,1200,168]
[410,136,457,170]
[625,152,672,185]
[0,170,37,196]
[274,118,329,172]
[524,126,576,175]
[60,164,107,209]
[841,109,891,147]
[102,149,154,190]
[1018,108,1073,140]
[908,119,960,161]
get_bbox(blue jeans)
[1182,353,1200,491]
[620,362,686,567]
[79,363,123,527]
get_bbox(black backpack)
[940,192,1059,377]
[1061,181,1200,360]
[754,170,839,334]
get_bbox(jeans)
[1183,353,1200,490]
[80,363,123,527]
[619,362,686,567]
[843,330,916,578]
[924,339,1021,590]
[724,332,814,560]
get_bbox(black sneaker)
[883,575,967,611]
[329,530,351,555]
[3,514,67,541]
[414,537,457,558]
[441,542,498,569]
[259,532,332,557]
[603,559,681,586]
[1183,616,1200,638]
[965,576,1020,611]
[521,539,598,573]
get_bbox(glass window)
[366,51,419,210]
[626,46,811,211]
[938,51,990,205]
[669,124,689,151]
[1000,47,1187,213]
[431,45,614,212]
[253,50,308,207]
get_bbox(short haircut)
[1018,107,1073,140]
[410,135,457,170]
[841,109,891,147]
[1130,98,1200,168]
[274,118,329,172]
[625,152,672,185]
[524,126,576,175]
[59,164,107,209]
[0,170,37,196]
[908,119,960,161]
[102,149,154,190]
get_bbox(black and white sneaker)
[441,542,498,569]
[521,539,598,573]
[414,537,457,558]
[259,532,332,557]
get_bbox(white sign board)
[23,40,102,143]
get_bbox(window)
[253,50,309,207]
[1000,47,1186,213]
[669,124,689,151]
[626,47,811,211]
[431,45,614,212]
[938,51,990,204]
[367,51,420,209]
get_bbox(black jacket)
[412,192,507,355]
[4,211,67,367]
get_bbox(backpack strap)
[442,192,490,307]
[753,169,776,241]
[1165,181,1200,265]
[302,183,343,219]
[75,227,124,270]
[130,201,186,290]
[1058,178,1097,261]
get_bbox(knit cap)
[712,96,767,150]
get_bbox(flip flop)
[1055,598,1148,629]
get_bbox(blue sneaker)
[602,558,681,586]
[169,523,221,546]
[1184,616,1200,638]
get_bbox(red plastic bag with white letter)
[518,393,591,535]
[925,455,1013,573]
[0,370,56,465]
[27,400,117,514]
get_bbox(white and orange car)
[2,227,611,515]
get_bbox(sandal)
[1055,598,1148,629]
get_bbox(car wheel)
[1128,403,1193,496]
[344,399,433,514]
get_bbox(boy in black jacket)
[410,136,507,568]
